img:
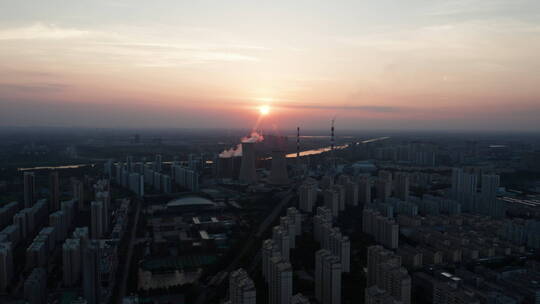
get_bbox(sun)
[259,105,270,115]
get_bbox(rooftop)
[167,196,216,208]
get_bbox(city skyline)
[1,0,540,131]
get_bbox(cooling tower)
[270,150,289,185]
[216,156,234,179]
[239,142,257,183]
[216,156,242,179]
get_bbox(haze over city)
[2,2,540,304]
[1,0,540,131]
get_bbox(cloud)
[276,103,405,113]
[0,83,69,93]
[101,42,265,64]
[0,23,263,68]
[0,23,91,40]
[99,42,270,52]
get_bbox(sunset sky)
[1,0,539,131]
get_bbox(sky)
[1,0,539,131]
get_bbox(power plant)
[239,142,257,184]
[270,150,289,185]
[216,155,241,180]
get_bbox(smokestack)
[297,127,300,159]
[270,150,289,185]
[239,142,257,184]
[331,119,336,170]
[331,119,335,153]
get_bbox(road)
[115,197,142,302]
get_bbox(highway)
[115,197,142,302]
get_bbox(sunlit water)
[17,137,389,170]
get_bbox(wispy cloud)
[0,83,69,93]
[422,0,529,17]
[274,103,406,113]
[0,23,91,40]
[98,42,270,52]
[0,23,265,68]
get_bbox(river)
[17,136,390,171]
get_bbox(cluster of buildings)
[411,262,540,303]
[0,170,132,304]
[4,133,540,304]
[261,208,302,304]
[172,164,200,192]
[229,206,312,304]
[352,162,540,303]
[395,213,537,266]
[61,180,126,304]
[219,141,540,303]
[0,170,91,299]
[105,154,205,196]
[362,208,399,249]
[106,155,167,196]
[312,206,351,304]
[451,168,505,217]
[365,245,411,304]
[255,174,355,304]
[350,142,436,167]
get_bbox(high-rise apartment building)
[332,185,346,212]
[129,173,144,197]
[358,176,372,206]
[50,210,67,241]
[0,242,13,292]
[49,171,60,211]
[83,241,101,304]
[328,229,350,273]
[62,238,81,286]
[451,168,477,212]
[90,201,103,239]
[286,207,302,236]
[72,178,84,209]
[364,286,402,304]
[104,159,113,178]
[24,172,36,208]
[394,172,409,202]
[366,246,411,304]
[262,239,281,281]
[344,181,358,207]
[315,249,342,304]
[323,189,340,218]
[154,154,163,173]
[229,268,256,304]
[280,216,296,249]
[362,209,399,249]
[24,268,47,304]
[376,179,392,203]
[299,179,318,213]
[314,207,333,242]
[272,226,290,262]
[320,175,334,190]
[268,257,293,304]
[480,174,500,215]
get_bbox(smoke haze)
[219,131,264,158]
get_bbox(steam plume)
[219,132,264,158]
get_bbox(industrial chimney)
[239,142,257,183]
[270,150,289,185]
